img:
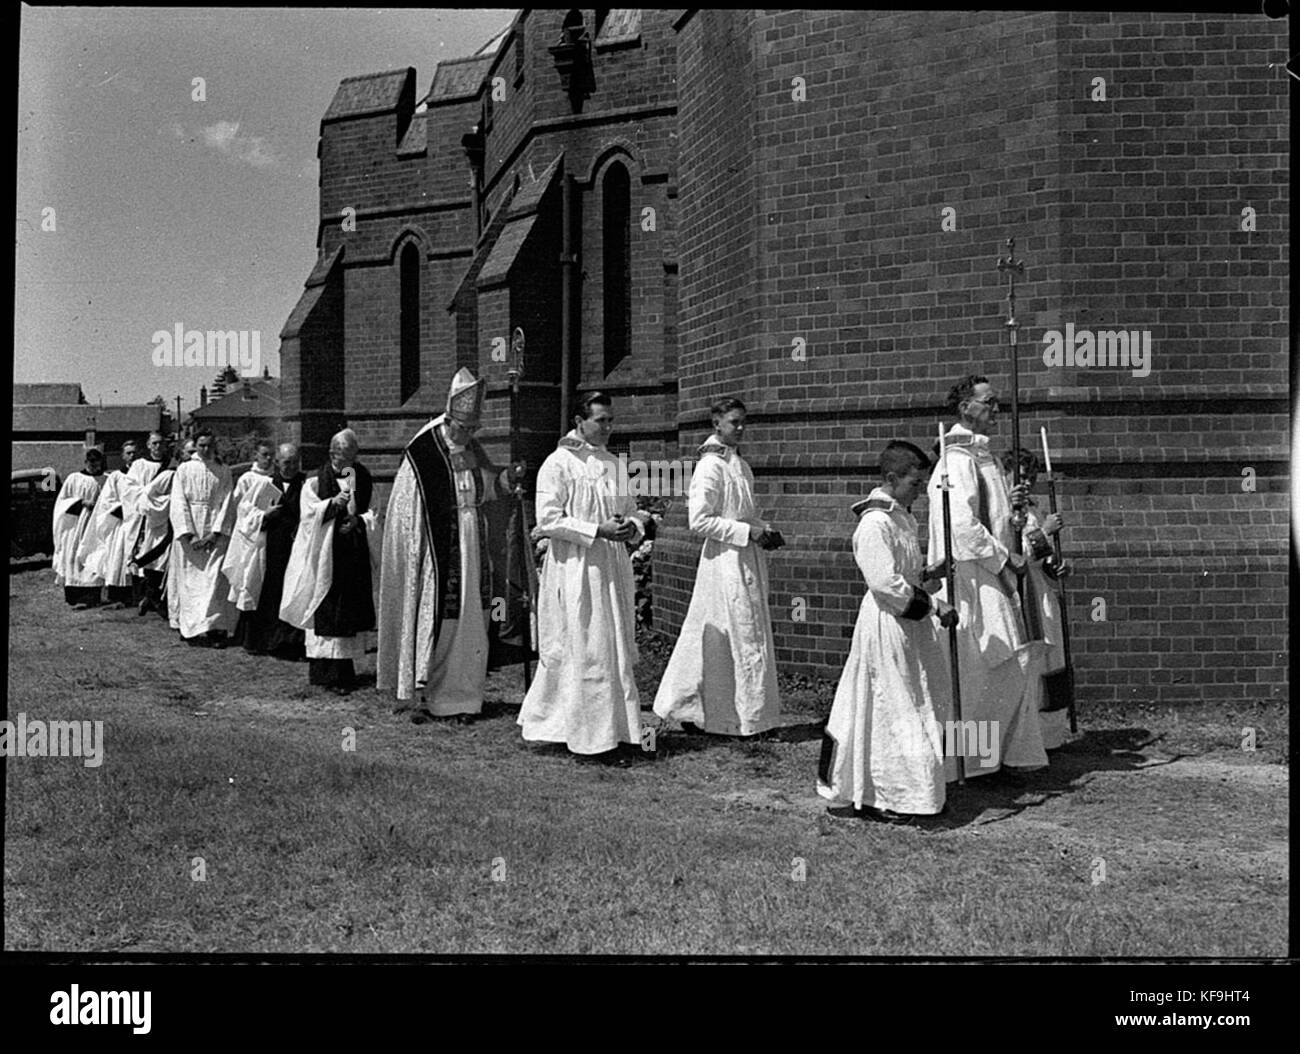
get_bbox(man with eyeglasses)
[926,374,1049,785]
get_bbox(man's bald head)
[275,442,301,479]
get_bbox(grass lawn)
[5,566,1288,955]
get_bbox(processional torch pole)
[1040,426,1078,733]
[997,238,1033,628]
[507,326,536,691]
[939,424,965,786]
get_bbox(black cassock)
[308,461,376,688]
[234,471,307,658]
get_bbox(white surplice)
[133,466,182,627]
[169,458,237,637]
[124,458,163,579]
[134,464,176,575]
[518,431,644,754]
[279,473,379,657]
[52,471,104,588]
[926,424,1048,774]
[652,440,780,735]
[222,465,280,611]
[78,469,139,588]
[818,488,953,814]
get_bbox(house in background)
[187,373,285,458]
[11,383,163,477]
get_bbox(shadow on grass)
[477,700,522,723]
[926,726,1186,830]
[380,698,522,723]
[516,741,665,770]
[648,718,825,760]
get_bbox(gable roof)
[596,9,642,46]
[281,246,344,341]
[190,378,282,421]
[454,151,563,296]
[425,54,493,105]
[323,68,412,121]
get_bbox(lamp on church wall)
[548,9,595,113]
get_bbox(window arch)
[399,242,421,404]
[602,161,631,376]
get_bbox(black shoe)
[680,721,703,735]
[454,714,477,726]
[912,805,951,827]
[574,749,630,767]
[72,602,92,611]
[860,806,917,826]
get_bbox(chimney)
[200,385,208,408]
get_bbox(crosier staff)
[507,326,538,691]
[938,423,965,786]
[997,237,1035,632]
[1040,426,1078,733]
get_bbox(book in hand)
[758,528,785,551]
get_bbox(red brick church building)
[279,9,1288,707]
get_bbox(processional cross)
[996,237,1025,487]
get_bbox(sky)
[16,6,515,413]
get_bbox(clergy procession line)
[51,369,1074,826]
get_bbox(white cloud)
[198,119,280,170]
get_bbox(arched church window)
[400,242,421,403]
[602,161,631,375]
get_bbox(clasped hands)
[596,515,638,542]
[185,532,221,553]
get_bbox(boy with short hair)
[817,441,957,824]
[653,396,783,737]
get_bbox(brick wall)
[659,9,1288,707]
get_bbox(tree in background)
[210,365,239,400]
